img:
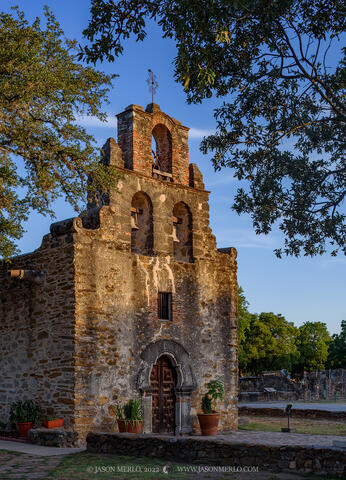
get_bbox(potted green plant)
[114,398,143,433]
[197,378,224,436]
[114,401,126,433]
[123,398,143,433]
[9,400,42,438]
[43,417,64,429]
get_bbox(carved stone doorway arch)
[137,340,197,435]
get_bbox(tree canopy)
[237,287,343,375]
[0,7,118,259]
[295,321,331,371]
[327,319,346,368]
[82,0,346,257]
[239,310,299,374]
[237,286,252,369]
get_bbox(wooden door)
[150,355,176,434]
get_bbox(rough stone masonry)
[0,103,238,443]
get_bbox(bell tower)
[116,103,191,186]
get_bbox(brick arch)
[131,191,153,255]
[152,124,172,173]
[173,201,193,263]
[151,111,179,131]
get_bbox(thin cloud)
[207,173,235,187]
[189,127,215,139]
[75,114,118,129]
[216,228,277,249]
[322,257,346,267]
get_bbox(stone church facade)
[0,103,238,442]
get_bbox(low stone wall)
[28,428,78,447]
[239,369,346,402]
[239,406,346,420]
[87,432,345,477]
[239,391,298,402]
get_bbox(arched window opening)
[131,192,153,255]
[152,124,172,174]
[172,202,193,263]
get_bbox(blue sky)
[3,0,345,334]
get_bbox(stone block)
[28,428,78,447]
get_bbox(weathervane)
[147,69,158,104]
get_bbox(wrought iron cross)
[147,69,158,104]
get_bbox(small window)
[158,292,172,321]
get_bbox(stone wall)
[87,433,346,477]
[239,369,346,402]
[29,428,78,447]
[0,103,238,443]
[239,406,346,420]
[301,369,346,400]
[0,229,77,427]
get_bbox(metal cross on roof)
[147,69,159,104]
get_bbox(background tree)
[237,287,299,374]
[82,0,345,257]
[327,320,346,368]
[0,7,118,260]
[237,286,251,372]
[240,312,299,374]
[294,321,331,372]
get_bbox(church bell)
[131,214,139,230]
[172,223,180,242]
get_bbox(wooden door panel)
[150,356,176,434]
[150,364,160,434]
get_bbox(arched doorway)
[137,340,197,435]
[150,355,176,434]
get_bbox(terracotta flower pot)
[125,420,143,433]
[43,419,64,429]
[197,412,220,436]
[117,419,126,433]
[17,422,34,438]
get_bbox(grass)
[0,449,342,480]
[45,452,344,480]
[239,416,346,435]
[302,475,343,480]
[47,452,191,480]
[0,449,22,462]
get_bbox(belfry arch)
[131,191,153,255]
[152,124,172,173]
[173,202,193,262]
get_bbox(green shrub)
[9,400,42,425]
[201,394,212,413]
[200,377,225,412]
[206,378,224,406]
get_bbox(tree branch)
[277,19,346,121]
